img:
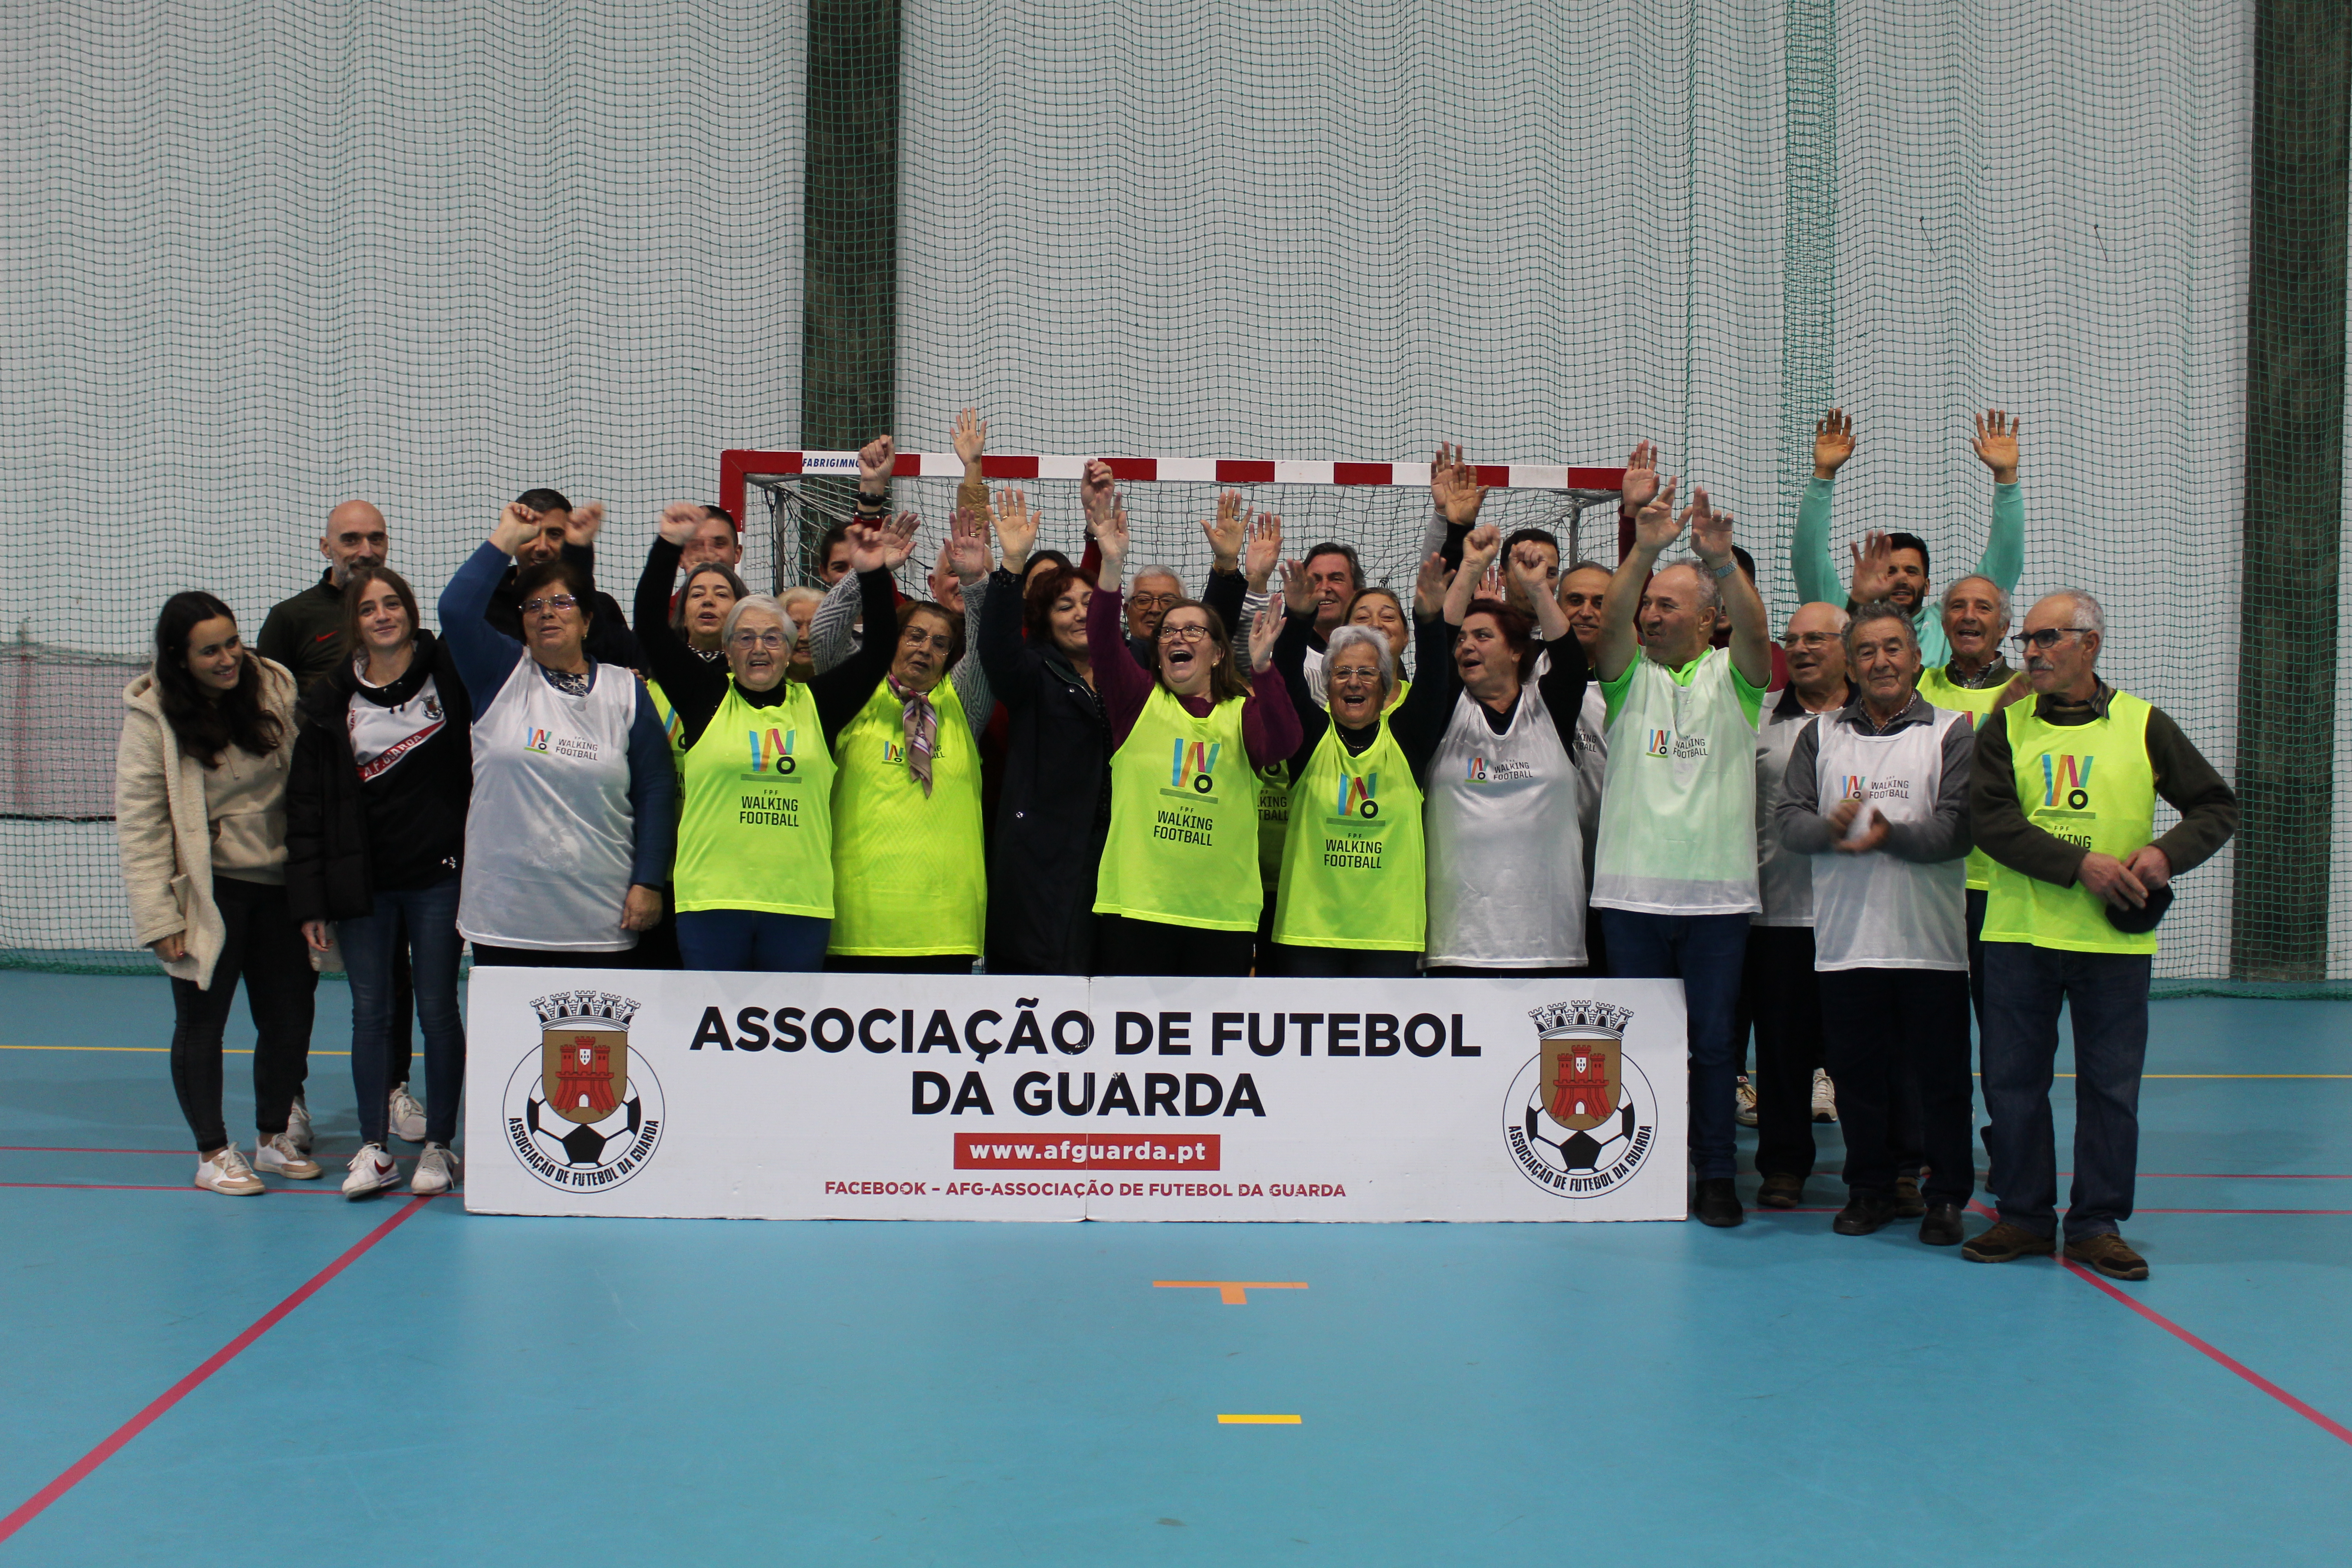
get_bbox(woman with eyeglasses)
[824,509,996,972]
[632,504,875,970]
[638,545,750,766]
[1083,462,1300,976]
[438,500,676,965]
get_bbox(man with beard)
[1964,590,2236,1279]
[1790,408,2025,668]
[257,500,390,692]
[1747,601,1851,1209]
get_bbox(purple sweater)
[1085,583,1301,765]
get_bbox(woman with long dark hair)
[285,565,473,1199]
[117,592,320,1194]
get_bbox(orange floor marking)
[1217,1414,1302,1425]
[1153,1280,1307,1305]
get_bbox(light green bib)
[1095,685,1261,931]
[1918,665,2010,892]
[1271,718,1425,950]
[1591,649,1764,914]
[828,679,985,956]
[644,679,686,778]
[674,682,835,917]
[1982,691,2158,955]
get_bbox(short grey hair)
[1785,603,1850,636]
[1323,623,1396,694]
[1942,574,2012,627]
[779,585,823,620]
[1656,558,1720,613]
[1131,565,1184,593]
[720,593,797,651]
[1843,598,1918,655]
[2052,588,2105,637]
[672,561,750,634]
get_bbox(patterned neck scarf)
[887,675,936,796]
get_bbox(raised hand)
[1972,408,2020,484]
[1278,557,1315,617]
[1813,409,1857,480]
[857,433,897,494]
[951,407,987,468]
[1248,593,1282,673]
[1200,489,1246,568]
[945,505,990,583]
[1431,442,1487,526]
[563,500,606,546]
[1080,458,1119,539]
[658,501,704,547]
[991,486,1039,572]
[491,501,542,557]
[1847,529,1897,603]
[1459,521,1502,580]
[1621,440,1661,513]
[1687,487,1733,566]
[1632,476,1682,555]
[1413,551,1451,621]
[879,510,920,570]
[1243,510,1284,589]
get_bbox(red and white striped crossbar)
[718,449,1625,529]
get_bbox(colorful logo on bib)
[1838,774,1870,801]
[504,990,662,1191]
[524,726,551,753]
[879,736,907,765]
[1645,727,1671,757]
[1169,738,1221,796]
[745,726,799,778]
[2040,752,2094,811]
[1331,770,1380,821]
[1504,1000,1656,1200]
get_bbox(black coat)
[284,631,473,924]
[977,569,1113,975]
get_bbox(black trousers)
[1097,914,1254,977]
[1271,943,1421,979]
[825,954,977,975]
[169,877,317,1152]
[1743,925,1823,1180]
[1818,966,1975,1205]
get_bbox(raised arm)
[1596,480,1671,683]
[1791,410,1854,606]
[1688,489,1770,690]
[1388,584,1459,774]
[951,408,990,523]
[943,506,995,726]
[1422,443,1486,569]
[1239,606,1302,768]
[1272,606,1327,767]
[809,526,917,743]
[635,507,731,744]
[437,506,538,705]
[1532,621,1591,750]
[1970,408,2025,594]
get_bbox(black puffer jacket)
[977,568,1114,975]
[284,631,474,923]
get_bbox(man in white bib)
[1774,602,1977,1246]
[1592,476,1772,1228]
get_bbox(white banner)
[462,972,1689,1222]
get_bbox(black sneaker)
[1832,1187,1900,1236]
[1693,1177,1744,1228]
[1918,1202,1964,1247]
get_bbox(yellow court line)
[1218,1415,1301,1425]
[0,1044,350,1056]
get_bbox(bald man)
[257,499,388,692]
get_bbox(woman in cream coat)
[117,592,321,1194]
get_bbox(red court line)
[0,1195,435,1544]
[2136,1208,2352,1215]
[2060,1262,2352,1449]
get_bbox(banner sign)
[463,972,1689,1222]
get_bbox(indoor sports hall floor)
[0,970,2343,1565]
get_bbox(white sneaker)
[388,1082,428,1144]
[1811,1068,1839,1123]
[1734,1075,1759,1127]
[195,1143,265,1196]
[287,1094,314,1152]
[343,1143,402,1199]
[255,1130,323,1179]
[411,1142,459,1197]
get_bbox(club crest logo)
[502,990,663,1191]
[1503,1001,1656,1198]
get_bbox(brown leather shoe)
[2064,1233,2150,1281]
[1757,1173,1804,1209]
[1893,1175,1926,1218]
[1960,1220,2057,1264]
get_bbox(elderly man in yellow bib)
[1962,590,2236,1280]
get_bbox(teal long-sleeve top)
[1789,477,2024,667]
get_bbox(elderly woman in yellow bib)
[633,503,876,970]
[1082,461,1300,976]
[1260,554,1453,977]
[823,507,997,973]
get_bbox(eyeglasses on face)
[1157,623,1212,644]
[2012,627,2086,651]
[1131,592,1181,609]
[730,629,788,651]
[521,594,580,616]
[1780,632,1838,649]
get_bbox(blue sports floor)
[0,971,2344,1565]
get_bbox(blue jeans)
[1979,941,2151,1242]
[341,876,466,1147]
[1602,910,1751,1181]
[676,910,832,972]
